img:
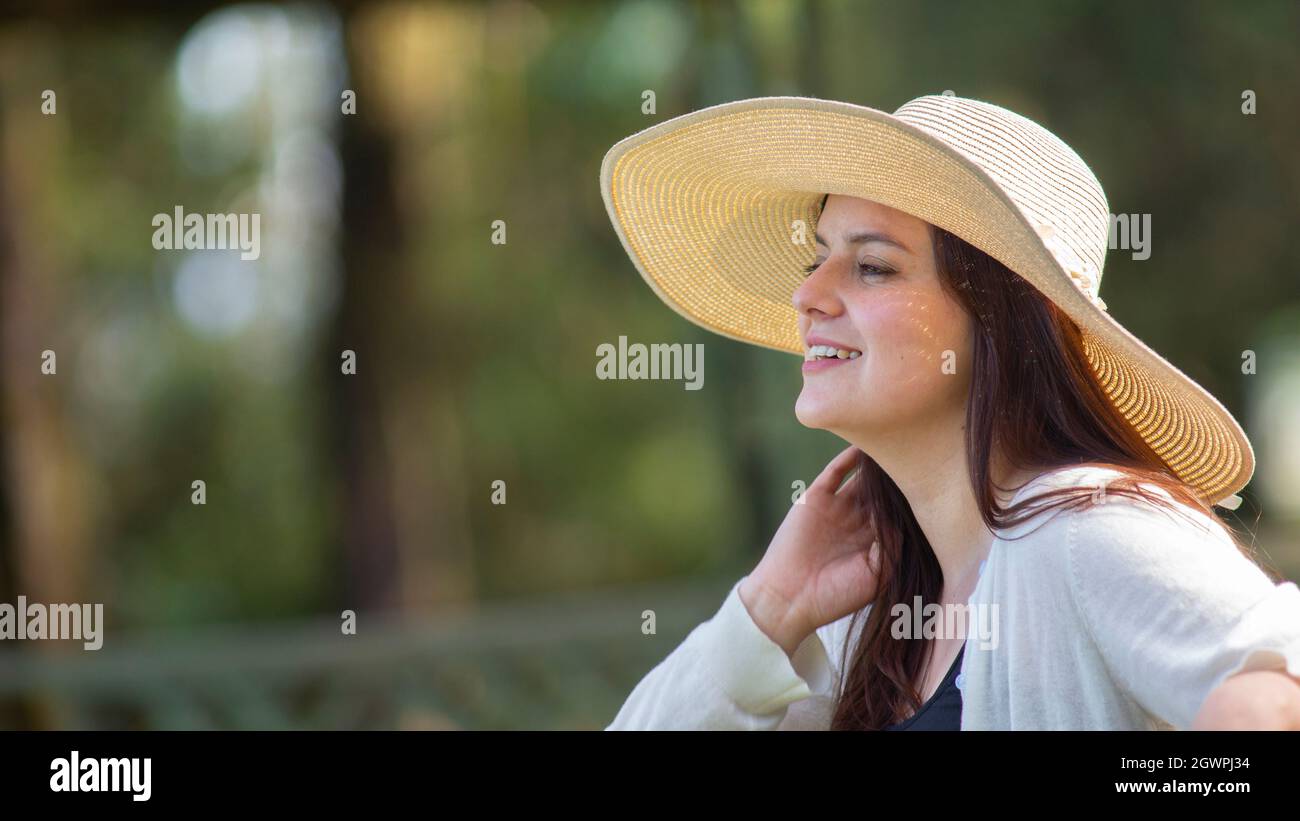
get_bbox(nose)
[792,258,844,320]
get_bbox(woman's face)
[793,195,974,439]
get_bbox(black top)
[883,643,965,731]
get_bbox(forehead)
[815,195,930,250]
[818,194,925,229]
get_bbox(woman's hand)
[739,444,883,657]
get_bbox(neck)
[841,413,1036,603]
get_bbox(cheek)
[856,294,971,393]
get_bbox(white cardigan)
[606,465,1300,730]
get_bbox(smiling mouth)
[804,344,862,362]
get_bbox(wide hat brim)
[599,95,1254,508]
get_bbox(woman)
[599,94,1300,730]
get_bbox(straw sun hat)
[599,94,1251,510]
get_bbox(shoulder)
[999,467,1280,649]
[1033,467,1264,606]
[997,464,1237,570]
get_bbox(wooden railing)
[0,575,736,730]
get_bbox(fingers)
[834,465,863,496]
[864,537,883,577]
[813,444,861,493]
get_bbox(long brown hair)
[813,194,1271,730]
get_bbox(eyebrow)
[813,230,912,254]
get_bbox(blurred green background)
[0,0,1297,729]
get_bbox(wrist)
[738,575,809,658]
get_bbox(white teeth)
[804,344,862,361]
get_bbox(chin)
[794,397,837,430]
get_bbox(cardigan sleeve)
[605,575,839,730]
[1066,490,1300,730]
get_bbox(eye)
[800,260,896,278]
[857,261,894,278]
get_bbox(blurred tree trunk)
[329,5,477,615]
[330,107,404,613]
[0,60,95,618]
[0,46,98,730]
[692,0,828,555]
[690,0,778,556]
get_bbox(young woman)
[598,94,1300,730]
